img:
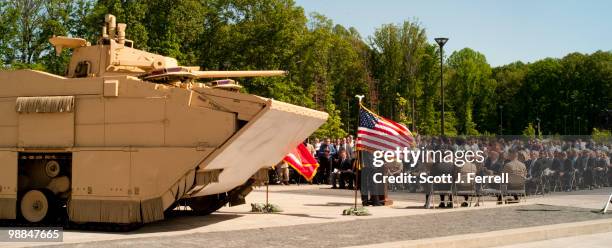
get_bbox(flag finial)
[355,95,364,104]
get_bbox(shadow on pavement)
[130,212,243,234]
[219,211,336,220]
[303,202,356,207]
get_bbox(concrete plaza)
[3,185,612,248]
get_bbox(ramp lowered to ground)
[189,99,328,197]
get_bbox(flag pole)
[354,151,359,209]
[599,192,612,214]
[355,95,365,209]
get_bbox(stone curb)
[344,218,612,248]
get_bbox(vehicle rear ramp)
[188,99,328,197]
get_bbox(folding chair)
[455,179,477,207]
[482,181,503,205]
[503,174,527,203]
[474,181,485,207]
[430,163,456,209]
[568,169,578,191]
[431,182,455,209]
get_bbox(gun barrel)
[192,70,287,78]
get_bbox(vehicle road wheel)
[20,189,54,223]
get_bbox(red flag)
[283,143,319,181]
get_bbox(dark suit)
[540,158,553,171]
[562,157,577,190]
[551,158,564,172]
[316,154,332,184]
[585,156,599,186]
[485,158,504,174]
[525,158,541,178]
[332,158,354,189]
[525,158,542,193]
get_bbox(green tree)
[0,1,18,68]
[369,20,430,132]
[522,123,536,138]
[415,43,440,135]
[313,102,346,138]
[370,23,403,120]
[447,48,494,135]
[491,62,527,134]
[3,0,610,137]
[518,58,562,135]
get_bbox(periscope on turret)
[0,14,328,229]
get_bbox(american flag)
[356,105,415,152]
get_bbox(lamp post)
[499,105,504,135]
[577,116,581,136]
[435,37,449,136]
[606,109,609,128]
[576,116,582,136]
[536,117,541,136]
[347,100,350,134]
[563,115,567,135]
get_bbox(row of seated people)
[522,149,610,192]
[423,149,527,208]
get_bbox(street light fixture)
[435,37,449,136]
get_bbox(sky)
[294,0,612,66]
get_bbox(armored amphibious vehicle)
[0,14,328,228]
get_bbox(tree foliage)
[1,0,610,136]
[447,48,494,135]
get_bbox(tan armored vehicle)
[0,14,328,228]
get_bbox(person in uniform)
[275,161,290,185]
[500,149,527,202]
[359,152,384,206]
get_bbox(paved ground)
[496,231,612,248]
[3,185,612,247]
[46,205,612,248]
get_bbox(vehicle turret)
[50,14,286,80]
